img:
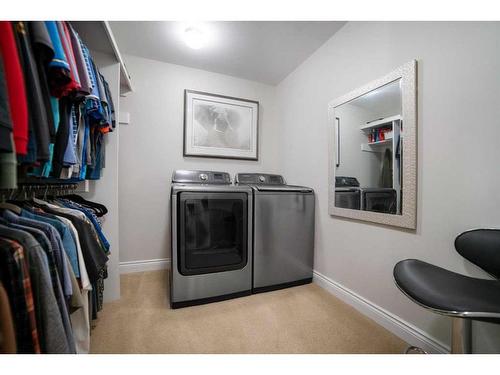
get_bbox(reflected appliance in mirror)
[328,60,417,229]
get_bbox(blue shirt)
[21,208,80,278]
[63,105,78,166]
[60,200,110,253]
[45,21,70,71]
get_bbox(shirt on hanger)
[0,237,40,353]
[0,21,28,155]
[21,206,80,278]
[0,225,70,353]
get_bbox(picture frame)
[183,90,259,160]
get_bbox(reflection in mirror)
[334,79,402,215]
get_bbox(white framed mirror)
[328,60,417,229]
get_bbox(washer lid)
[254,185,313,193]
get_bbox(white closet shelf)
[361,138,392,152]
[72,21,133,95]
[360,114,401,131]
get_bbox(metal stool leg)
[451,317,472,354]
[404,317,472,354]
[405,346,427,354]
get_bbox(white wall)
[118,54,280,265]
[276,22,500,353]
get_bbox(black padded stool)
[394,229,500,354]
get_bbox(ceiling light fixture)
[183,26,207,50]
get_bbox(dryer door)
[178,192,248,276]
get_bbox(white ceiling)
[109,21,346,85]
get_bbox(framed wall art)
[184,90,259,160]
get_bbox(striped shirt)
[0,238,40,353]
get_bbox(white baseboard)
[119,258,171,274]
[313,270,450,354]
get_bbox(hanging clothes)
[12,21,51,163]
[0,20,113,354]
[68,26,91,97]
[0,54,14,153]
[29,21,56,142]
[0,21,28,156]
[44,21,71,98]
[0,21,115,184]
[380,148,393,188]
[0,191,109,354]
[51,96,72,177]
[0,281,17,353]
[0,53,17,189]
[55,22,81,98]
[0,235,40,353]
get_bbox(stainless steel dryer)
[170,170,253,308]
[235,173,315,293]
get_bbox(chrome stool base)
[404,318,472,354]
[451,317,472,354]
[405,346,428,354]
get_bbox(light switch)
[119,112,130,125]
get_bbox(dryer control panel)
[172,170,231,184]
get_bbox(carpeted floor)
[89,270,407,354]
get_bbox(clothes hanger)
[5,186,30,213]
[48,184,71,207]
[32,185,50,206]
[0,189,22,215]
[23,186,37,209]
[66,197,103,215]
[65,193,108,216]
[17,185,36,209]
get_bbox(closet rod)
[0,183,78,198]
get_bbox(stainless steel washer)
[236,173,315,293]
[170,170,253,308]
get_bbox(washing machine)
[335,176,361,210]
[235,173,315,293]
[362,188,397,214]
[334,177,396,213]
[170,170,253,308]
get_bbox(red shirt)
[0,21,28,155]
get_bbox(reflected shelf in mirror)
[361,138,392,152]
[360,114,402,131]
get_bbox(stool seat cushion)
[394,259,500,318]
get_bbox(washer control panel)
[235,173,285,185]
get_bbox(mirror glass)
[334,79,403,215]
